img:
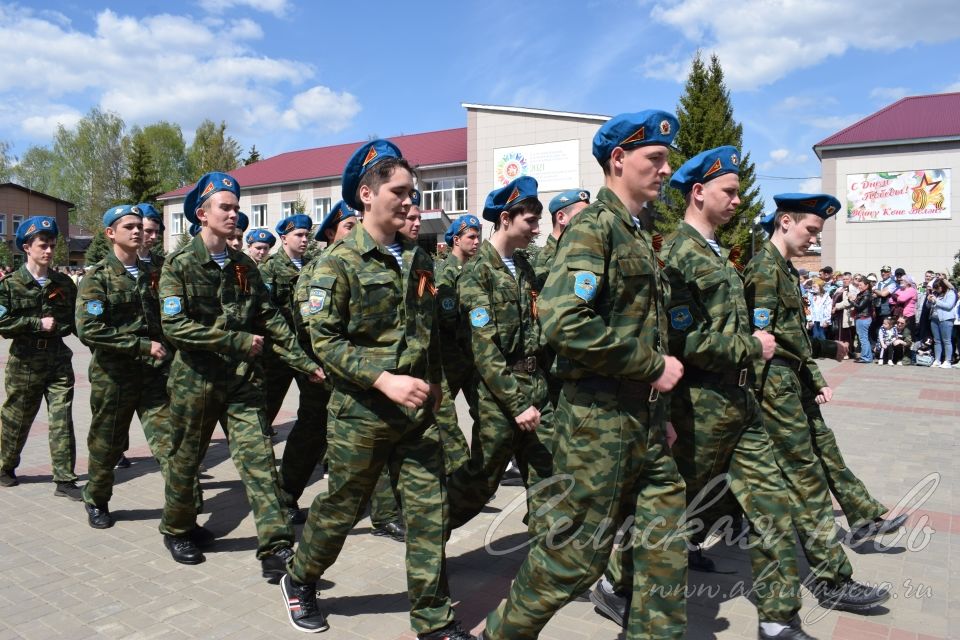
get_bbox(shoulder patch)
[573,271,598,302]
[299,301,311,318]
[441,296,456,312]
[753,307,771,329]
[0,304,6,319]
[85,300,104,316]
[309,287,326,314]
[470,307,490,328]
[669,305,693,331]
[162,296,182,316]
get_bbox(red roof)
[159,127,467,200]
[815,92,960,152]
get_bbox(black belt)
[509,356,539,373]
[684,366,752,388]
[768,356,802,371]
[12,336,64,351]
[572,375,660,403]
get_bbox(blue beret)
[315,200,357,241]
[548,190,590,215]
[188,223,202,237]
[773,193,842,218]
[483,176,539,222]
[183,171,241,224]
[341,139,403,211]
[136,203,165,230]
[592,110,679,164]
[246,228,276,247]
[102,204,143,228]
[275,214,313,236]
[411,188,422,208]
[236,211,249,232]
[669,146,741,195]
[445,214,481,246]
[16,215,58,250]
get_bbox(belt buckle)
[738,368,748,387]
[648,387,660,403]
[36,338,48,350]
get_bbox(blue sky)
[2,0,960,207]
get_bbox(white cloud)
[943,78,960,92]
[198,0,291,17]
[770,149,790,161]
[797,177,822,193]
[869,87,910,102]
[761,147,809,170]
[0,6,359,144]
[805,113,865,131]
[646,0,960,90]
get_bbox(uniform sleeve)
[539,218,665,381]
[0,280,41,335]
[159,257,254,357]
[743,257,780,332]
[76,270,151,356]
[51,277,77,338]
[250,265,316,375]
[460,268,528,417]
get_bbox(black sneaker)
[759,615,818,639]
[85,502,113,529]
[500,464,524,487]
[164,534,205,565]
[280,573,328,633]
[262,546,295,583]
[114,454,131,469]
[0,469,17,487]
[287,504,306,525]
[589,580,628,628]
[371,520,406,542]
[54,481,83,501]
[418,621,476,640]
[849,513,908,545]
[813,578,890,612]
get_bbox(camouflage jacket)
[0,265,77,340]
[75,253,167,361]
[539,186,669,382]
[662,222,761,372]
[743,240,836,391]
[141,251,165,271]
[435,254,471,375]
[459,240,543,416]
[158,234,315,373]
[259,249,302,331]
[301,224,441,393]
[529,235,558,291]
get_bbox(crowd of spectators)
[803,265,960,367]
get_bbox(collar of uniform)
[478,239,513,274]
[105,252,139,277]
[446,253,462,269]
[189,233,239,268]
[596,186,639,231]
[351,222,416,264]
[678,222,728,259]
[15,264,38,287]
[545,234,558,251]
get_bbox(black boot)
[188,525,216,548]
[688,546,717,572]
[280,574,329,632]
[418,621,477,640]
[114,454,131,469]
[262,546,295,583]
[813,578,890,612]
[589,580,628,628]
[371,519,406,542]
[758,615,818,639]
[164,534,205,565]
[849,513,908,545]
[85,502,113,529]
[0,469,17,487]
[54,480,82,501]
[287,504,306,525]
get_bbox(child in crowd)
[877,316,898,365]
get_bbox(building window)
[314,198,332,219]
[172,212,184,235]
[251,204,268,228]
[0,215,5,236]
[12,215,23,233]
[422,177,467,212]
[282,201,296,217]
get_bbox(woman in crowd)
[926,277,957,368]
[809,279,833,340]
[852,275,875,363]
[891,274,918,335]
[832,271,856,359]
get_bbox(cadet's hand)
[373,372,430,409]
[514,406,541,432]
[39,316,56,332]
[815,386,833,404]
[149,341,168,361]
[652,355,684,393]
[666,421,677,448]
[835,341,849,361]
[429,382,443,412]
[308,367,325,384]
[249,335,264,357]
[752,330,776,361]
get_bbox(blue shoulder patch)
[470,307,490,328]
[669,305,693,331]
[162,296,182,316]
[441,297,456,312]
[573,271,598,302]
[753,307,771,329]
[85,300,104,316]
[0,304,7,319]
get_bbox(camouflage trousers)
[804,395,888,529]
[445,370,554,534]
[160,357,293,558]
[369,465,401,526]
[289,387,454,635]
[484,380,687,640]
[82,353,173,507]
[0,344,76,482]
[276,378,330,510]
[434,367,471,472]
[758,364,853,585]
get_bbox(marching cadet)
[0,217,80,500]
[137,203,166,270]
[245,228,275,265]
[279,140,473,639]
[481,111,687,640]
[76,204,174,529]
[401,188,423,241]
[158,171,324,579]
[744,193,891,617]
[445,177,554,532]
[531,189,590,289]
[225,210,249,251]
[276,201,355,525]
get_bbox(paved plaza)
[0,336,955,640]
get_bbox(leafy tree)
[244,145,262,165]
[187,119,241,179]
[0,141,13,182]
[132,121,189,194]
[0,241,12,268]
[85,228,111,265]
[654,52,764,256]
[53,235,69,267]
[175,231,193,252]
[124,133,162,204]
[13,145,57,192]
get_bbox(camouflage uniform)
[484,187,687,639]
[655,222,800,622]
[76,255,174,507]
[159,235,316,558]
[445,240,554,532]
[529,235,557,291]
[288,225,456,635]
[0,266,78,482]
[743,239,857,585]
